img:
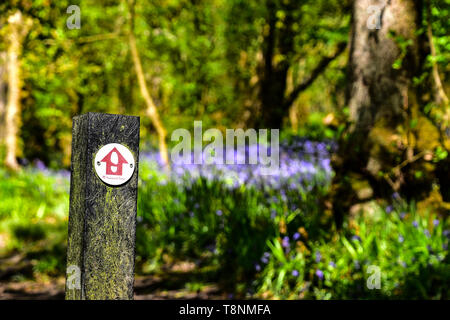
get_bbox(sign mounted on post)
[94,143,135,186]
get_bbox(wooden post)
[66,112,140,300]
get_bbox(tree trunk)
[127,0,169,168]
[4,12,31,170]
[257,0,293,129]
[0,51,6,147]
[256,1,346,129]
[330,0,449,223]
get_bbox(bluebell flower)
[433,219,439,227]
[315,251,322,263]
[352,235,362,242]
[255,264,261,272]
[270,210,277,219]
[35,159,47,171]
[424,229,431,238]
[293,232,301,240]
[139,140,333,193]
[216,210,223,216]
[315,269,324,280]
[386,205,393,214]
[292,270,299,277]
[329,261,336,268]
[282,236,290,248]
[413,221,418,228]
[399,212,406,220]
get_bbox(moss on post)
[66,112,140,300]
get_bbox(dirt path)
[0,255,227,300]
[0,276,226,300]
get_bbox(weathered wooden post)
[65,112,140,300]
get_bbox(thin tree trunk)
[4,12,31,170]
[0,51,6,146]
[127,0,169,168]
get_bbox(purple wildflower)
[292,270,299,277]
[352,235,362,242]
[255,264,261,272]
[433,219,439,227]
[282,236,290,248]
[398,235,404,243]
[315,269,324,280]
[315,251,322,263]
[413,221,418,228]
[329,261,336,268]
[216,210,223,216]
[35,159,47,171]
[386,205,393,213]
[293,232,301,240]
[424,229,431,238]
[270,210,277,219]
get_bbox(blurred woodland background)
[0,0,449,299]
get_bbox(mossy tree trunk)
[331,0,450,224]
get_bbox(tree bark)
[4,12,32,170]
[330,0,449,223]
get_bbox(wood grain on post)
[66,112,140,300]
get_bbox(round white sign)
[94,143,135,186]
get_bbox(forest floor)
[0,254,227,300]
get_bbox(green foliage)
[0,163,448,298]
[255,203,449,299]
[0,0,353,165]
[0,0,448,300]
[0,167,69,276]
